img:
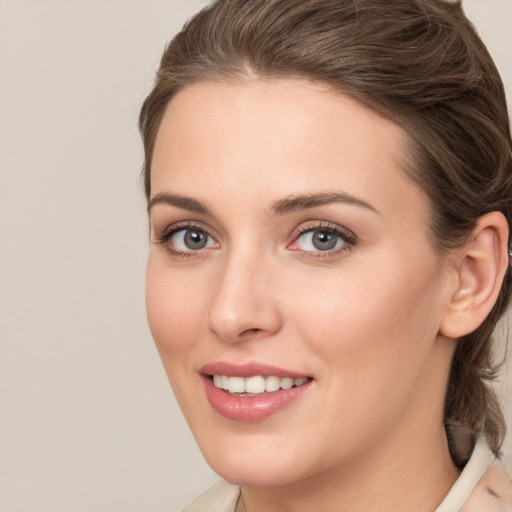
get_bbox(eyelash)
[154,221,357,259]
[155,221,216,258]
[289,221,357,259]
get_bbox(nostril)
[241,328,263,337]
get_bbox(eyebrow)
[147,191,379,217]
[270,192,379,215]
[147,192,212,215]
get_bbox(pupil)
[185,230,207,249]
[312,231,337,251]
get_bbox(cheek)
[288,253,443,379]
[145,258,213,418]
[280,258,445,446]
[145,257,206,358]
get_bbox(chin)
[193,427,328,488]
[208,455,307,488]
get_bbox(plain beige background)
[0,1,511,511]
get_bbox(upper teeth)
[213,375,309,394]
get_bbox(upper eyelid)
[156,221,214,238]
[291,220,357,240]
[154,219,357,249]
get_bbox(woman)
[140,0,512,510]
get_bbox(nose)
[207,251,282,344]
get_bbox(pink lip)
[200,361,309,379]
[200,362,313,422]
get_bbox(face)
[146,79,455,487]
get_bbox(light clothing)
[182,435,512,512]
[438,436,512,512]
[182,480,239,512]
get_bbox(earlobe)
[440,212,509,339]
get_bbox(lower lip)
[203,377,312,422]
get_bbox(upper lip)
[200,361,311,379]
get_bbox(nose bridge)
[207,243,280,343]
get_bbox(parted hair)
[139,0,512,452]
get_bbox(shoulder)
[181,480,240,512]
[462,458,512,512]
[438,432,512,512]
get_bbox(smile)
[200,363,314,422]
[212,375,310,395]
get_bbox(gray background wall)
[0,1,510,511]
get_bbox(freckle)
[486,486,500,498]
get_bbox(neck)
[239,422,460,512]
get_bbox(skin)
[146,79,463,512]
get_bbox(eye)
[156,224,219,256]
[296,230,343,251]
[289,222,356,256]
[171,228,214,251]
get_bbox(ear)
[440,212,509,339]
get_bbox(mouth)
[200,362,314,422]
[210,374,311,396]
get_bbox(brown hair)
[139,0,512,452]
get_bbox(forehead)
[153,78,404,168]
[150,79,427,223]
